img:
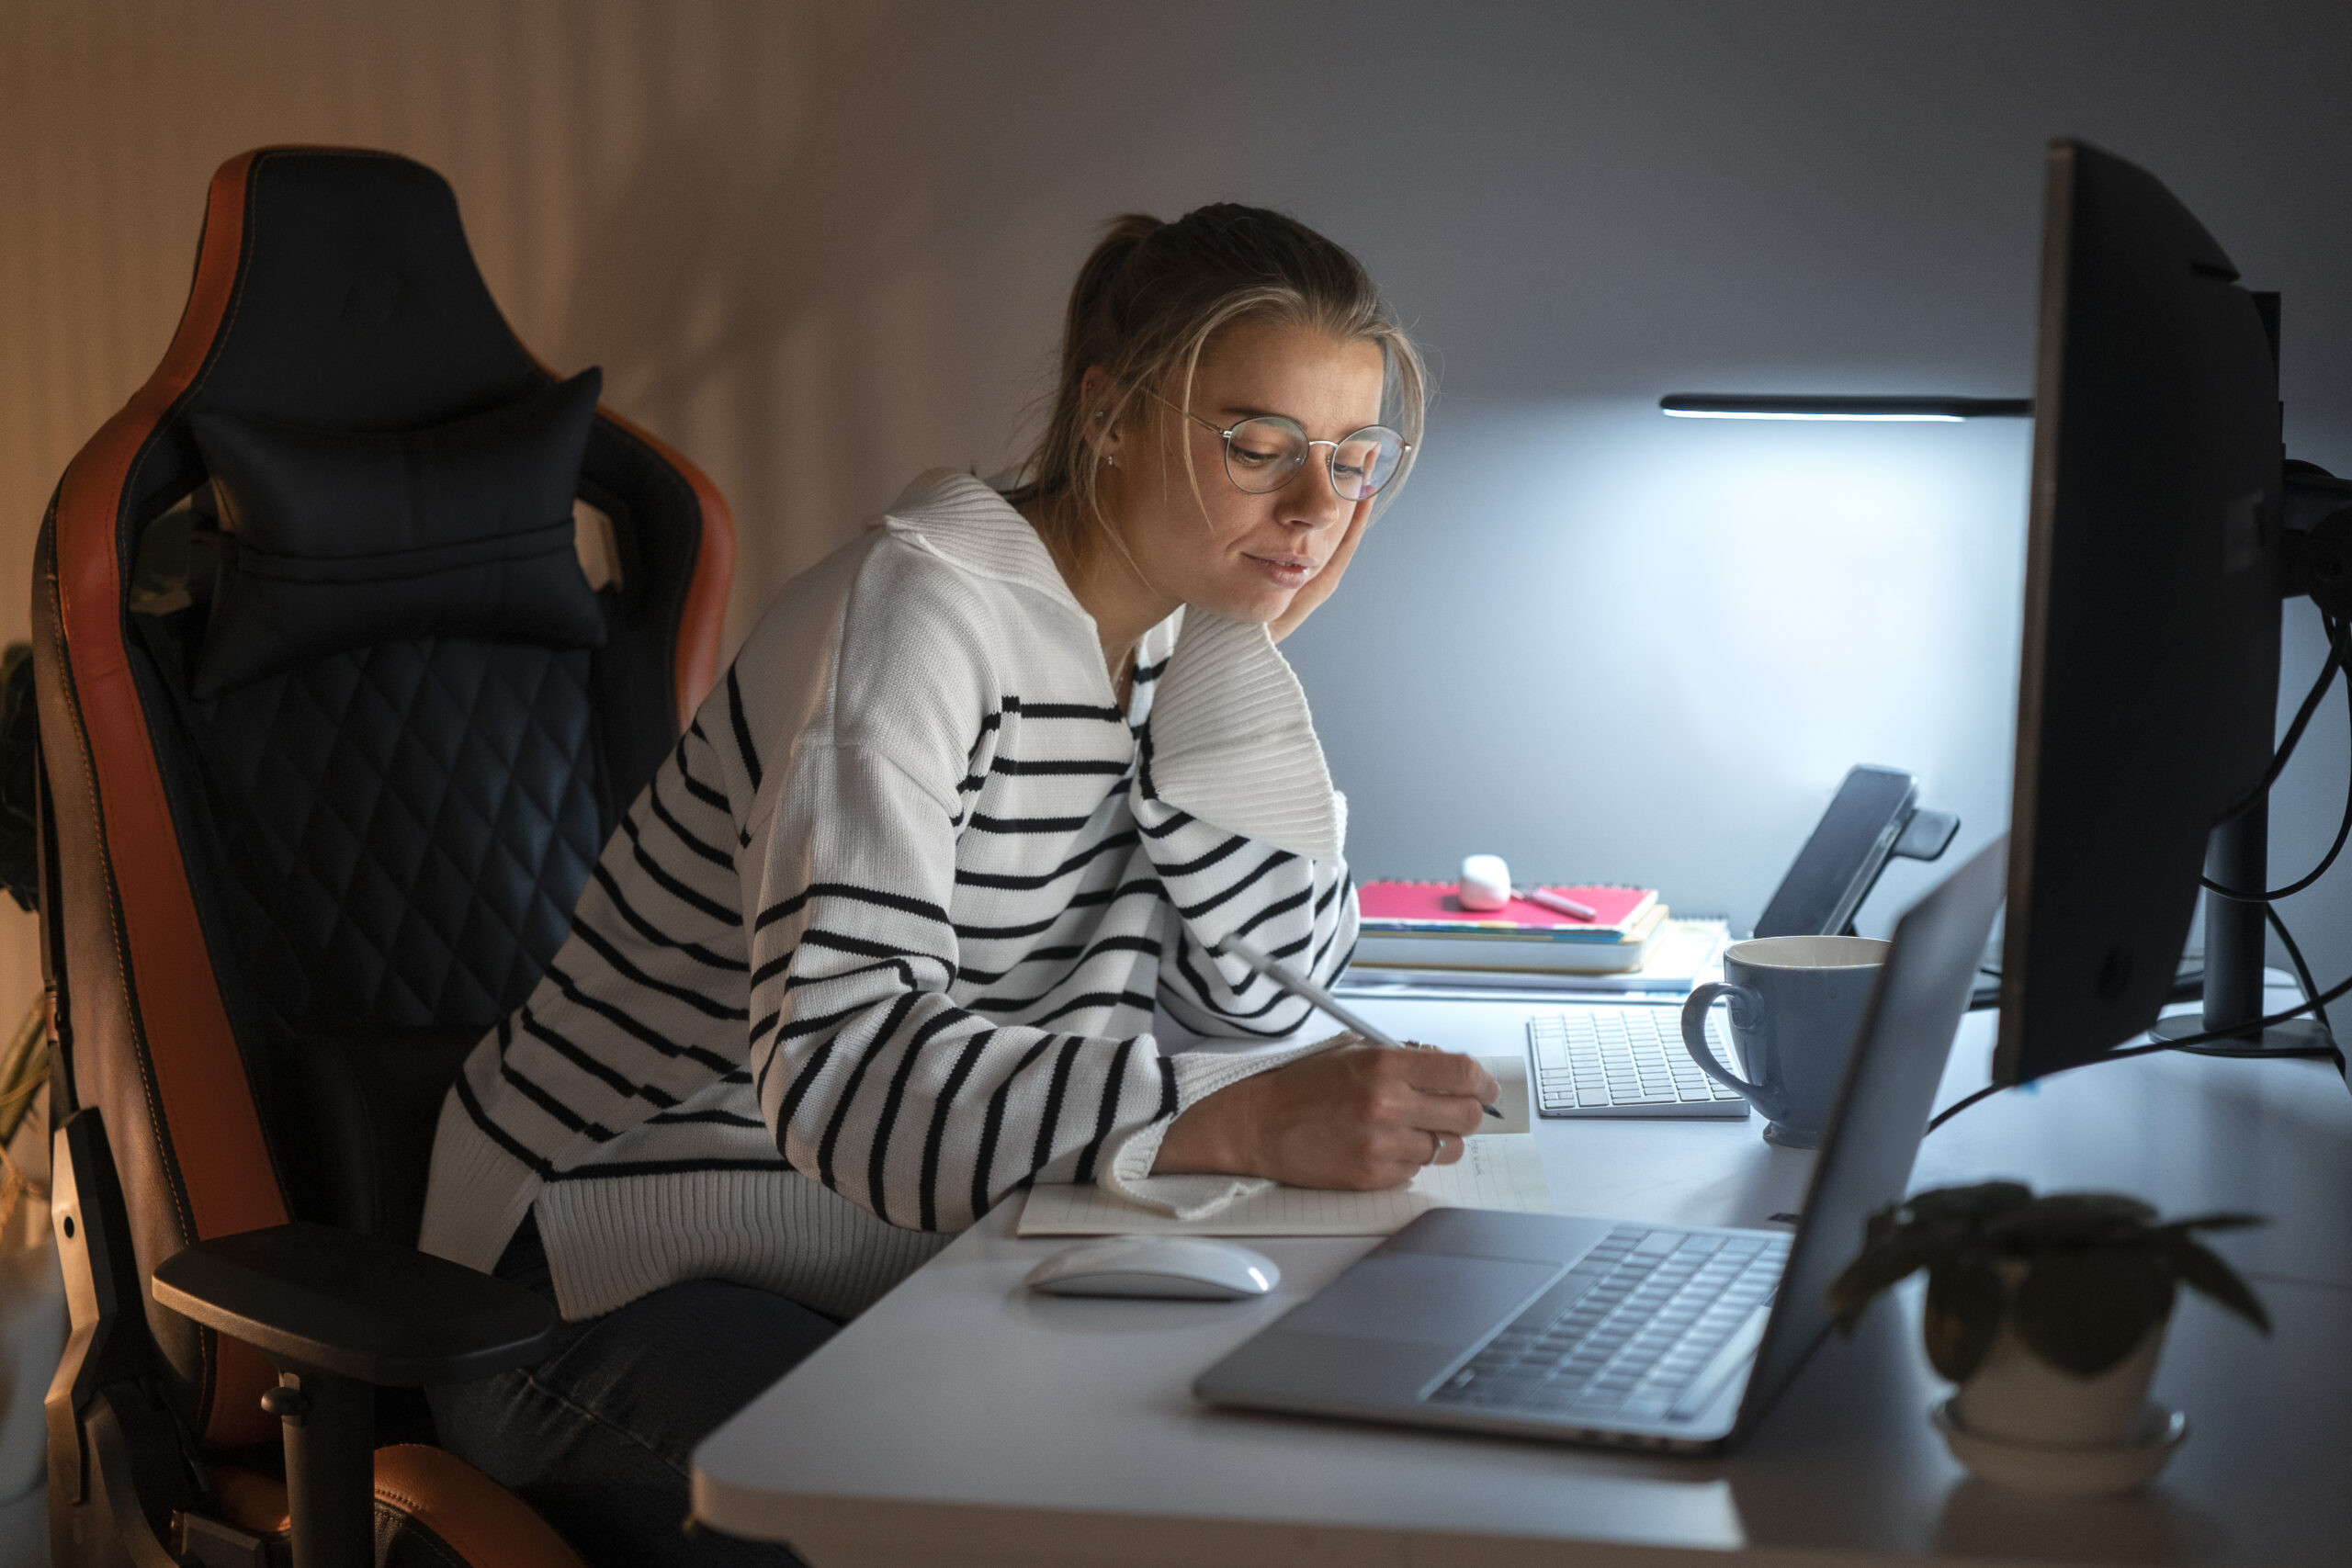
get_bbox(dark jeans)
[427,1218,836,1568]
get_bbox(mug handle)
[1682,982,1768,1100]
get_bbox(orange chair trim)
[522,342,736,725]
[208,1465,292,1538]
[54,148,295,1446]
[596,404,736,722]
[372,1445,593,1568]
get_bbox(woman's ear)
[1079,366,1122,467]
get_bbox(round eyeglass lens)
[1220,417,1311,493]
[1331,425,1407,501]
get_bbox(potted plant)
[1826,1182,2268,1460]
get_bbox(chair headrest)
[198,150,541,432]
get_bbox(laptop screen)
[1738,834,2009,1428]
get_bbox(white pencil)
[1514,884,1600,921]
[1215,934,1502,1119]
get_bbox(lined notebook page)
[1017,1134,1553,1237]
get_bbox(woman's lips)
[1245,553,1317,590]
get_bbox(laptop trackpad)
[1282,1253,1561,1348]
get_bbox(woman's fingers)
[1393,1045,1502,1111]
[1150,1043,1497,1189]
[1268,498,1374,643]
[1402,1087,1487,1138]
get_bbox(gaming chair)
[29,147,734,1567]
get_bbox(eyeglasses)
[1143,389,1410,502]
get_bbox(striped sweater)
[419,469,1359,1320]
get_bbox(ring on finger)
[1426,1130,1447,1166]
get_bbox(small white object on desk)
[1023,1235,1279,1300]
[1457,853,1512,911]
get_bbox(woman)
[421,204,1498,1565]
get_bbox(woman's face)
[1098,321,1387,626]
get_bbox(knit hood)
[875,470,1345,862]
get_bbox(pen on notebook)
[1513,884,1598,921]
[1214,934,1503,1119]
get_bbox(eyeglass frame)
[1136,386,1412,502]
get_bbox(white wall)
[7,1,2352,1027]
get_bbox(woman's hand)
[1268,499,1373,644]
[1152,1042,1501,1190]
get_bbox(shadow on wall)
[541,4,1040,635]
[528,3,1206,639]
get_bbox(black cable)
[1926,952,2352,1135]
[1924,1080,2002,1134]
[1933,618,2352,1135]
[2204,614,2352,902]
[2222,620,2346,821]
[2262,902,2335,1048]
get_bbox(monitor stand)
[2154,457,2352,1082]
[2147,795,2342,1073]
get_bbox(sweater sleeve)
[1133,609,1360,1039]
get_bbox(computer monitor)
[1996,139,2314,1085]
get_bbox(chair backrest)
[32,147,733,1449]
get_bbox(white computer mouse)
[1023,1236,1280,1301]
[1459,853,1512,911]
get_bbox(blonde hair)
[1008,205,1428,570]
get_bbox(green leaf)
[1922,1257,2006,1383]
[1825,1224,1961,1332]
[2165,1235,2271,1336]
[1902,1183,2034,1226]
[2012,1249,2175,1376]
[2154,1213,2267,1237]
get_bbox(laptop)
[1529,763,1959,1121]
[1195,833,2007,1452]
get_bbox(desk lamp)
[1659,394,2030,422]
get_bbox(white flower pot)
[1951,1311,2167,1449]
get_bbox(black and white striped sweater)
[420,470,1358,1320]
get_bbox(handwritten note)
[1017,1133,1553,1237]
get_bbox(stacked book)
[1350,881,1728,991]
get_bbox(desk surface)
[693,996,2352,1567]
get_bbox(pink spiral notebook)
[1356,881,1659,942]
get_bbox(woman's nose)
[1278,457,1351,530]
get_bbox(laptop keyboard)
[1529,1007,1750,1118]
[1428,1226,1789,1424]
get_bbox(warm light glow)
[1662,409,1966,423]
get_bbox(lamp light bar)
[1660,394,2033,422]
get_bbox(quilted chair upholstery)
[30,147,733,1566]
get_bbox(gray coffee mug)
[1680,935,1890,1148]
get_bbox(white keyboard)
[1528,1006,1750,1119]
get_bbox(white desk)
[693,995,2352,1566]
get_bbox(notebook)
[1358,881,1659,940]
[1344,917,1730,994]
[1017,1134,1552,1238]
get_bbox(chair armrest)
[152,1220,556,1385]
